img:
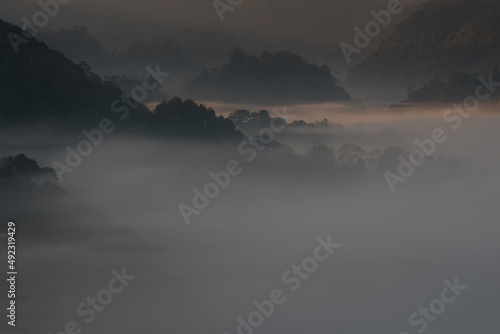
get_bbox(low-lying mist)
[1,106,499,334]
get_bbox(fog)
[1,104,499,334]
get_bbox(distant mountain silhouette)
[403,67,500,102]
[186,48,351,102]
[347,0,500,88]
[39,26,241,80]
[0,19,242,140]
[39,26,115,75]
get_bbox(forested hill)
[0,19,241,140]
[347,0,500,88]
[0,19,126,124]
[404,68,500,102]
[186,48,351,102]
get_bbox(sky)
[0,0,425,50]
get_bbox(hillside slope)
[0,19,241,140]
[347,0,500,88]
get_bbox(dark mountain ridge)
[347,0,500,88]
[0,19,242,140]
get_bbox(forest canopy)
[186,48,351,102]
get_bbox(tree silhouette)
[186,49,351,101]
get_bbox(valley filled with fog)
[1,0,499,332]
[1,103,499,334]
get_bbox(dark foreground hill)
[0,19,241,140]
